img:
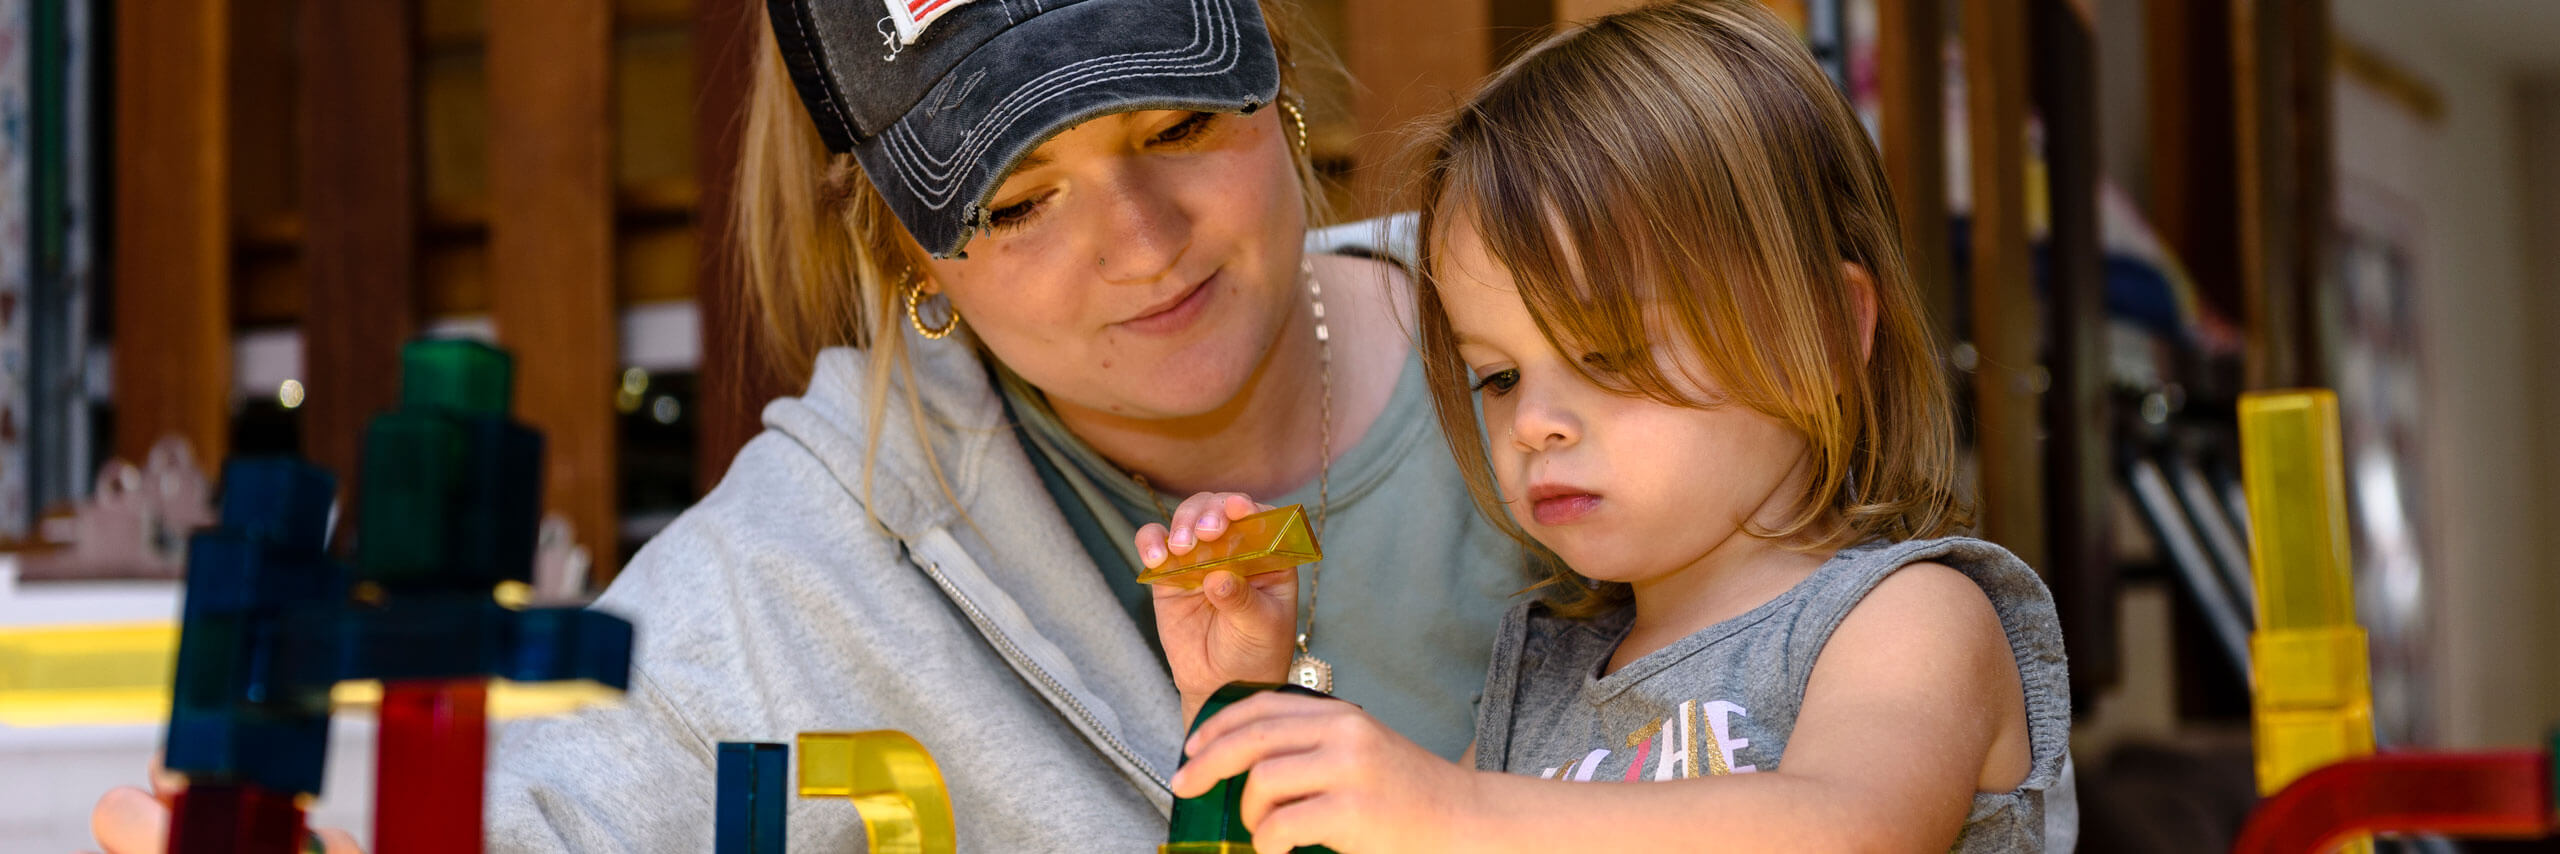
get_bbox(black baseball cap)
[766,0,1283,258]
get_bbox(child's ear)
[1841,261,1880,365]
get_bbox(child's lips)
[1527,487,1602,526]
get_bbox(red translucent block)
[376,679,490,854]
[168,781,307,854]
[2234,750,2554,854]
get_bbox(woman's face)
[924,107,1308,420]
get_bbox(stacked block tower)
[162,339,635,854]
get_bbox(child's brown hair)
[1408,0,1970,615]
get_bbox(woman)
[88,0,1520,850]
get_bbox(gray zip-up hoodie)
[484,330,1187,851]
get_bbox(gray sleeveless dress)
[1473,537,2072,851]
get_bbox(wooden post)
[301,0,419,521]
[487,0,618,573]
[1962,0,2047,570]
[1875,0,1952,348]
[2233,0,2332,390]
[2030,0,2116,699]
[695,0,785,494]
[2146,0,2243,324]
[113,0,231,467]
[1344,0,1497,215]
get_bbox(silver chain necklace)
[1142,256,1334,692]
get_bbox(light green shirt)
[998,350,1526,758]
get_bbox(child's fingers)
[1235,747,1337,830]
[1250,795,1344,854]
[1134,523,1171,568]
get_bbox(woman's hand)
[1168,691,1480,854]
[85,755,364,853]
[1138,492,1298,724]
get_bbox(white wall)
[2332,0,2557,749]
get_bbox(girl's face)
[1436,214,1816,587]
[923,108,1309,420]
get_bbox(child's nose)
[1507,389,1580,452]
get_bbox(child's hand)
[1169,691,1478,853]
[1137,492,1299,722]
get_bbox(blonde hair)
[1408,0,1970,615]
[731,1,1336,515]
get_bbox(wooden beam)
[114,0,231,468]
[2146,0,2242,323]
[695,0,784,494]
[2030,0,2116,700]
[2233,0,2332,389]
[1962,0,2046,570]
[1875,0,1952,347]
[1344,0,1495,216]
[301,0,419,523]
[487,0,618,571]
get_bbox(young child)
[1136,1,2069,850]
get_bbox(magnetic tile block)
[2238,391,2377,800]
[212,459,340,561]
[357,413,544,589]
[718,742,789,854]
[501,606,634,690]
[168,780,307,854]
[400,338,515,416]
[0,621,178,726]
[356,412,467,583]
[1136,505,1323,589]
[1165,683,1336,854]
[375,679,489,854]
[181,532,344,619]
[798,731,955,854]
[2233,750,2553,854]
[332,595,515,681]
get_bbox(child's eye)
[1470,368,1520,396]
[984,190,1053,234]
[1151,112,1218,147]
[1579,351,1615,372]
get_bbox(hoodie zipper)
[916,558,1175,796]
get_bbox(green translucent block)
[356,412,465,583]
[1136,505,1322,589]
[1166,682,1335,854]
[797,731,955,854]
[401,338,514,416]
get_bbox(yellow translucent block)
[2237,389,2377,820]
[2238,390,2356,633]
[798,731,956,854]
[0,621,623,727]
[0,622,179,727]
[1135,504,1323,589]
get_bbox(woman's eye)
[984,191,1052,233]
[1470,368,1520,396]
[1152,112,1217,147]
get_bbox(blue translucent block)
[164,700,333,796]
[213,459,338,561]
[717,742,789,854]
[400,338,515,417]
[181,533,345,619]
[452,417,544,587]
[503,607,634,690]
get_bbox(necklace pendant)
[1289,652,1334,693]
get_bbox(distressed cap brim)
[774,0,1281,259]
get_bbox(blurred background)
[0,0,2555,850]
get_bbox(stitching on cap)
[887,0,1225,183]
[784,0,859,144]
[881,0,1246,209]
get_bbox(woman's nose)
[1092,166,1191,283]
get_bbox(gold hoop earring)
[1279,98,1308,153]
[905,278,961,339]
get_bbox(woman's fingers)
[89,786,168,854]
[314,826,366,853]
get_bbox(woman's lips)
[1528,488,1602,526]
[1117,272,1217,335]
